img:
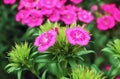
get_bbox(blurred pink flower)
[61,10,77,24]
[66,27,91,46]
[39,0,58,8]
[65,5,78,12]
[56,0,67,8]
[100,4,117,14]
[91,5,98,12]
[78,9,94,23]
[96,15,115,31]
[16,10,29,24]
[104,65,111,71]
[113,9,120,22]
[18,0,39,10]
[34,30,57,52]
[3,0,16,5]
[23,9,43,27]
[40,8,53,15]
[47,10,60,22]
[70,0,83,4]
[115,76,120,79]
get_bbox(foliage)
[72,65,105,79]
[1,0,120,79]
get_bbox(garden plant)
[0,0,120,79]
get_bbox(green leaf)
[60,77,69,79]
[102,48,113,54]
[68,58,76,69]
[17,70,23,79]
[48,63,63,78]
[41,70,48,79]
[35,54,54,63]
[75,49,94,56]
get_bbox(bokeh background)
[0,0,120,79]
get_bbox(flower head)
[61,10,77,25]
[16,10,28,24]
[18,0,39,10]
[78,9,94,23]
[47,9,60,22]
[66,27,91,46]
[100,4,117,14]
[113,9,120,22]
[23,9,43,27]
[39,0,58,8]
[70,0,83,4]
[34,30,57,52]
[3,0,16,5]
[104,65,111,71]
[96,15,115,31]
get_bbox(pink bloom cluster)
[66,27,91,46]
[34,26,91,52]
[34,29,57,52]
[3,0,16,5]
[96,4,120,31]
[15,0,94,28]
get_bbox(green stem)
[26,63,41,79]
[31,68,41,79]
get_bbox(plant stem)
[31,69,41,79]
[26,63,41,79]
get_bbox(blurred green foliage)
[0,0,120,79]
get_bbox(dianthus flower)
[3,0,16,5]
[18,0,39,10]
[113,9,120,22]
[61,10,77,24]
[47,9,60,22]
[16,10,29,24]
[23,9,43,27]
[100,4,117,15]
[56,0,67,8]
[91,5,98,12]
[70,0,83,4]
[34,30,57,52]
[39,0,58,8]
[66,27,91,46]
[96,15,115,31]
[78,9,94,23]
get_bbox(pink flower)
[3,0,16,5]
[91,5,98,12]
[113,9,120,22]
[18,0,39,10]
[100,4,117,14]
[115,76,120,79]
[96,15,115,31]
[64,5,78,12]
[23,9,43,27]
[56,0,67,8]
[39,0,58,8]
[40,8,53,15]
[16,10,29,24]
[34,30,57,52]
[104,65,111,71]
[66,27,91,46]
[61,10,77,24]
[78,9,94,23]
[70,0,83,4]
[47,10,60,22]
